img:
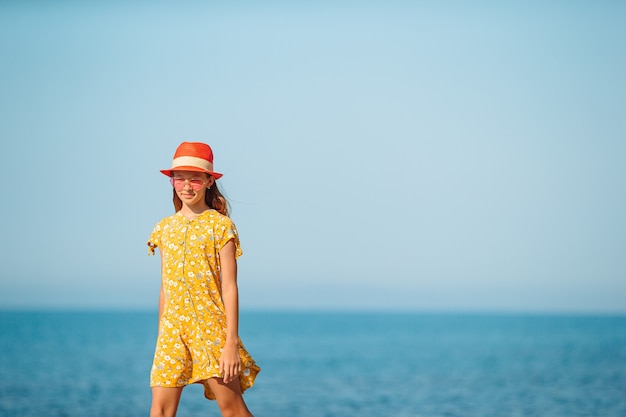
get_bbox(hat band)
[171,156,214,172]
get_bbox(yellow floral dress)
[147,210,260,400]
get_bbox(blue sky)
[0,1,624,312]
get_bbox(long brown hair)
[172,178,230,216]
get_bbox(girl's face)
[171,170,214,208]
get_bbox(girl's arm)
[219,239,242,384]
[157,285,165,333]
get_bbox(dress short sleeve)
[147,221,163,255]
[218,218,243,259]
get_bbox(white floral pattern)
[147,210,260,400]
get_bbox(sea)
[0,311,625,417]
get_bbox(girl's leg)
[206,377,253,417]
[150,386,183,417]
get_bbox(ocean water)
[0,311,625,417]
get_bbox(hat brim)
[160,166,223,179]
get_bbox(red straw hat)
[160,142,223,179]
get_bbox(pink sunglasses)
[170,177,207,191]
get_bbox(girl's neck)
[180,203,211,220]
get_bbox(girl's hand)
[219,340,241,384]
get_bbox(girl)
[147,142,260,417]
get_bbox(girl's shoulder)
[153,210,235,229]
[153,212,183,228]
[155,210,234,224]
[201,209,235,225]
